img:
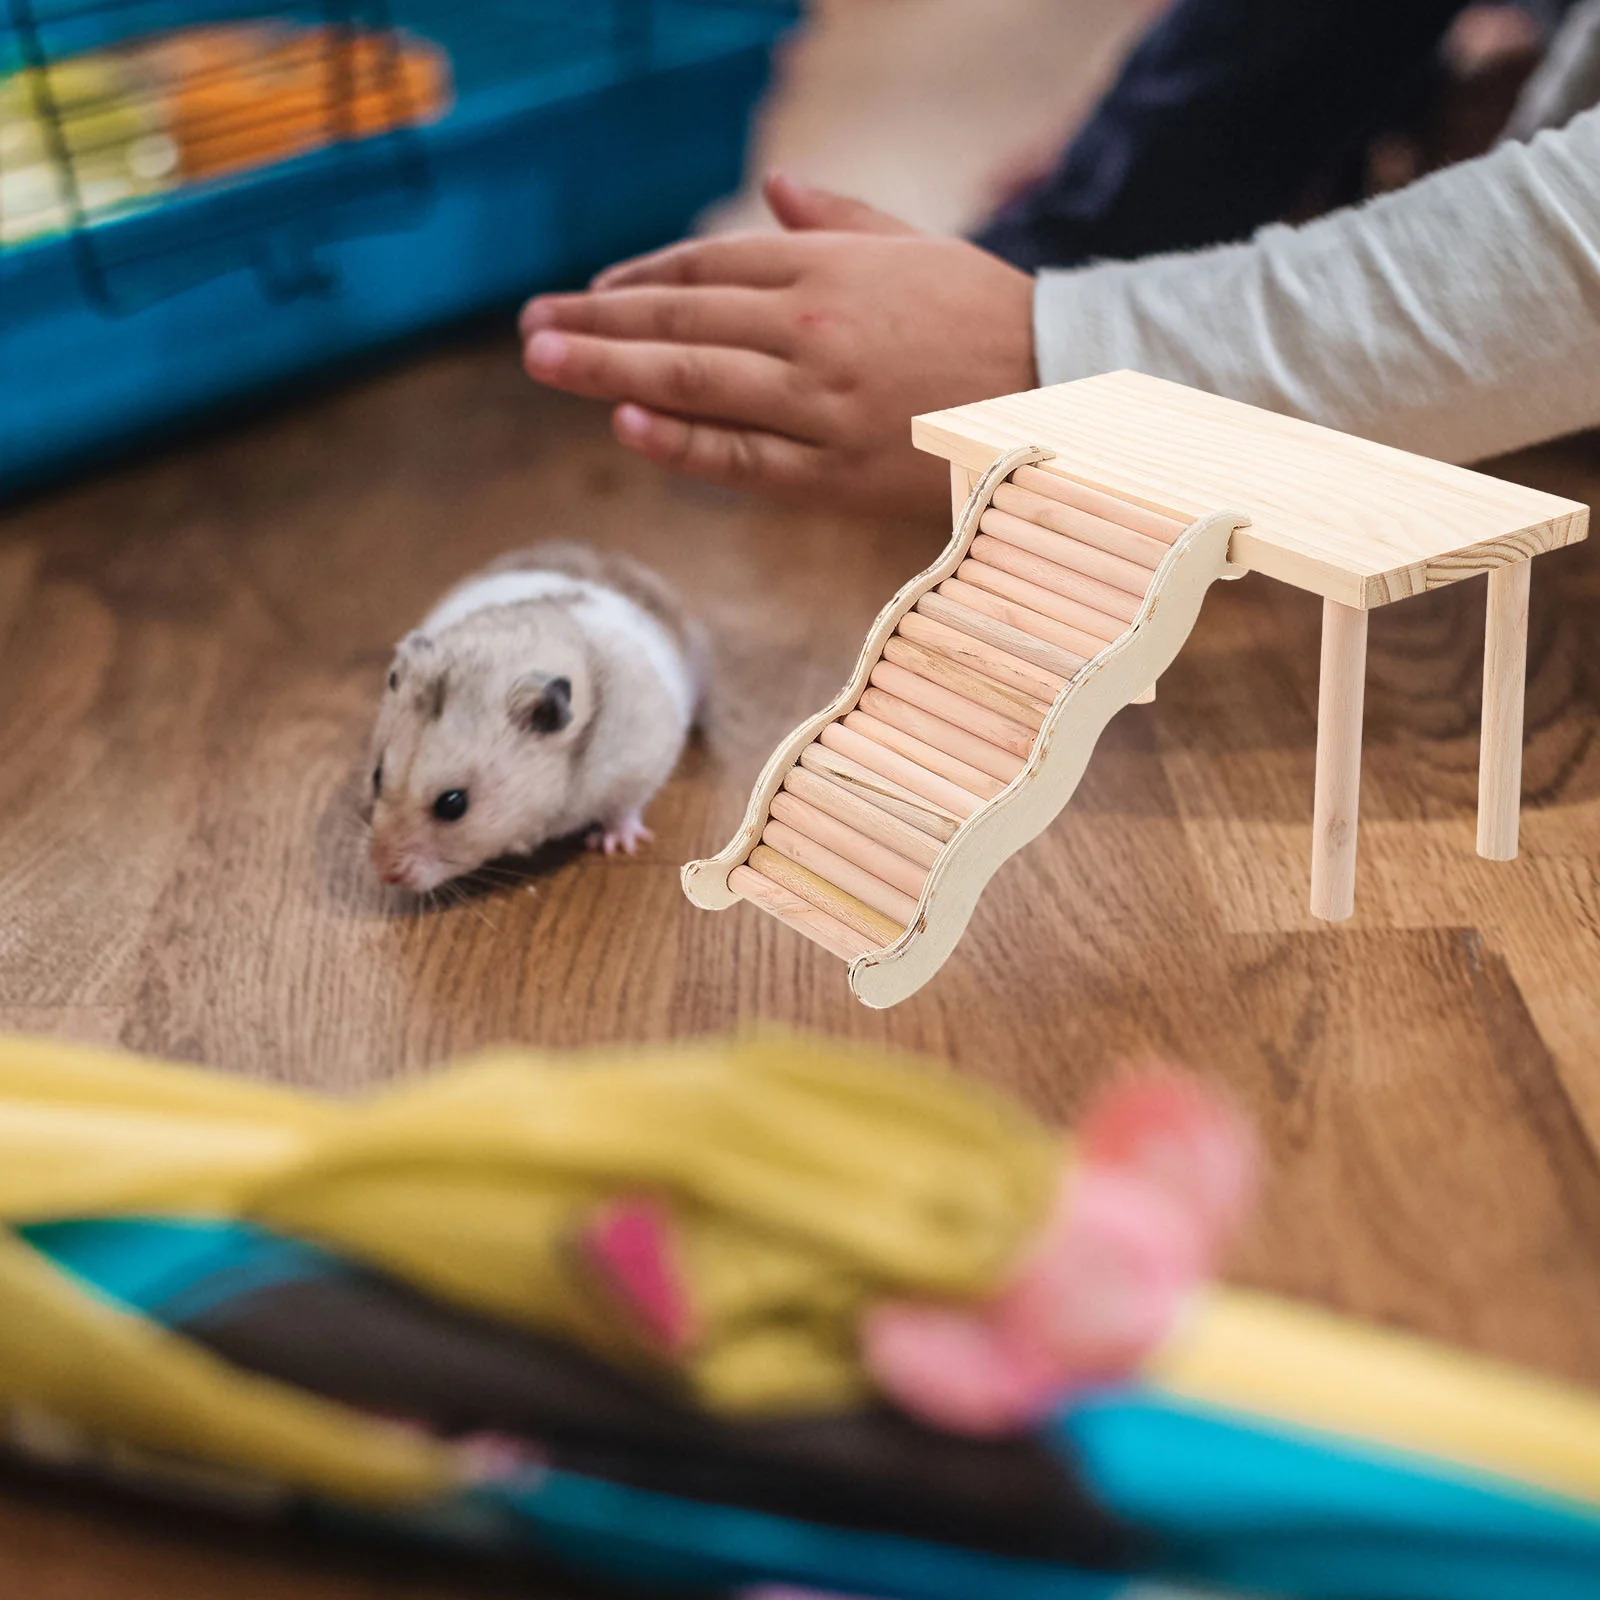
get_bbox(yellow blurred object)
[0,1033,1058,1420]
[1155,1286,1600,1511]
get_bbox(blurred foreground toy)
[684,374,1590,1004]
[2,1031,1599,1599]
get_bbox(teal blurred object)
[0,1,796,498]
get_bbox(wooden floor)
[4,331,1600,1595]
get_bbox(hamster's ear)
[509,674,573,735]
[390,632,434,689]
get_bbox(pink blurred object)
[862,1074,1258,1437]
[579,1197,697,1355]
[1076,1071,1259,1252]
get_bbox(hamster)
[367,543,706,892]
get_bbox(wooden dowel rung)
[770,790,931,899]
[937,579,1110,662]
[898,609,1069,701]
[989,481,1168,569]
[971,535,1141,623]
[746,845,904,945]
[880,636,1047,732]
[762,819,920,925]
[954,561,1126,647]
[914,593,1084,683]
[730,864,877,962]
[845,710,1009,802]
[818,723,986,819]
[859,687,1027,784]
[796,746,960,843]
[1009,464,1189,543]
[869,658,1036,755]
[979,505,1155,599]
[783,766,945,869]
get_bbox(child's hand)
[519,175,1036,520]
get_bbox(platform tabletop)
[914,371,1590,609]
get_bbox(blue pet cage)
[0,0,795,497]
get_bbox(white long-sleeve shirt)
[1033,28,1600,464]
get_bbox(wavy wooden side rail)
[682,447,1249,1008]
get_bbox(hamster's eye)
[387,669,398,691]
[372,763,383,797]
[432,789,469,823]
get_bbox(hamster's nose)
[370,840,409,887]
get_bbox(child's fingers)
[612,404,826,496]
[524,331,820,438]
[520,286,793,359]
[591,234,803,291]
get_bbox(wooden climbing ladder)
[683,372,1587,1008]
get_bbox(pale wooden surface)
[914,371,1590,608]
[1478,560,1532,860]
[1309,599,1370,922]
[4,337,1600,1596]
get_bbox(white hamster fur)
[368,543,706,892]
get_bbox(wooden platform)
[3,339,1600,1597]
[917,370,1589,608]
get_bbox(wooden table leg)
[1477,560,1531,861]
[1310,597,1369,921]
[950,463,976,522]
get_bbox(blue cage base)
[0,2,794,499]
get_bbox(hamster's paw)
[587,809,654,856]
